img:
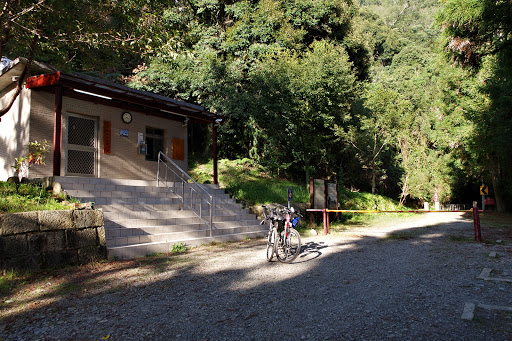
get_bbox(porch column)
[53,85,63,176]
[213,122,218,185]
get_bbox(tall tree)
[0,0,170,119]
[130,0,369,185]
[438,0,512,211]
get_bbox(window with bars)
[145,127,164,161]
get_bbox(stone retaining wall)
[0,210,107,270]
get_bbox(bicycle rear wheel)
[276,228,301,263]
[266,226,277,261]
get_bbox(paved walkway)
[1,212,511,340]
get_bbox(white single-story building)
[0,57,221,182]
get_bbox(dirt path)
[1,212,511,340]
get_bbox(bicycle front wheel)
[266,226,277,261]
[276,228,301,263]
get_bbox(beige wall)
[28,90,188,180]
[0,87,31,181]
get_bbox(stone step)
[57,178,228,195]
[107,229,212,247]
[55,176,158,187]
[105,223,209,239]
[70,196,232,206]
[53,175,263,259]
[72,197,183,206]
[103,210,196,220]
[105,216,206,228]
[104,213,257,229]
[213,220,263,229]
[65,188,230,200]
[66,190,180,200]
[101,206,247,219]
[107,230,267,259]
[107,225,266,247]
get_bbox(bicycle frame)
[262,205,302,263]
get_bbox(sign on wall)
[103,120,111,154]
[172,138,185,160]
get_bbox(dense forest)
[1,0,511,211]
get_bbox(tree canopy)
[438,0,512,211]
[2,0,510,210]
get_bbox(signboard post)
[480,184,488,211]
[434,192,439,211]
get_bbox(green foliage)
[0,182,75,214]
[191,158,311,205]
[340,190,404,211]
[438,0,512,211]
[218,159,309,205]
[171,243,188,254]
[12,140,50,182]
[130,0,369,186]
[1,0,172,75]
[4,0,503,210]
[0,269,29,296]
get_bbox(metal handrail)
[156,152,213,236]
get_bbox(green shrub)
[171,243,188,254]
[340,189,404,211]
[0,181,76,214]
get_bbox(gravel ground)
[1,212,511,340]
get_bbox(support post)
[322,209,327,235]
[473,201,482,242]
[326,209,330,234]
[212,123,218,185]
[53,85,63,176]
[309,177,314,224]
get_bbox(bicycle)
[261,205,302,263]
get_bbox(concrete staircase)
[54,176,266,259]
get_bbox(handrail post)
[157,152,161,187]
[181,175,185,208]
[210,196,213,237]
[322,209,327,235]
[155,152,215,232]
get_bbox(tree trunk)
[491,163,512,212]
[305,157,310,190]
[371,166,376,194]
[399,174,409,206]
[0,34,38,120]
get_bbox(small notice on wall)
[120,130,128,137]
[103,121,111,154]
[172,138,185,160]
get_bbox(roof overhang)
[0,57,56,91]
[1,58,222,123]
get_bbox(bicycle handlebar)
[261,205,302,221]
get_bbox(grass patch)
[329,212,418,231]
[189,158,413,229]
[340,190,406,211]
[190,158,309,206]
[0,270,18,296]
[53,282,80,296]
[190,158,407,209]
[171,243,188,254]
[449,235,474,243]
[383,231,416,240]
[145,252,166,258]
[0,181,77,214]
[0,270,31,297]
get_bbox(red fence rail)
[306,208,482,242]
